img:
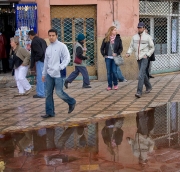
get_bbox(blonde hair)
[104,26,116,42]
[10,37,19,45]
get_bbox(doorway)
[50,5,97,80]
[0,3,17,73]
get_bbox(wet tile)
[37,122,60,126]
[67,118,88,122]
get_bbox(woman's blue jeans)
[105,58,118,88]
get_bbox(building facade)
[20,0,139,81]
[2,0,179,80]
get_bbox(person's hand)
[126,53,130,58]
[21,64,25,66]
[144,55,148,58]
[112,53,117,57]
[104,55,108,58]
[83,47,87,52]
[42,76,45,82]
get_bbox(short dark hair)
[48,29,57,35]
[28,30,36,36]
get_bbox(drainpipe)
[112,0,115,23]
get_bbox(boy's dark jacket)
[30,36,47,68]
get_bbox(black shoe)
[64,80,69,89]
[82,85,91,88]
[41,114,54,118]
[149,75,154,78]
[68,102,76,113]
[135,93,141,98]
[33,94,45,98]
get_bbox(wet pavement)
[1,73,180,171]
[0,73,180,134]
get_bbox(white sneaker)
[14,93,26,97]
[25,87,34,95]
[123,79,128,82]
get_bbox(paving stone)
[0,73,179,134]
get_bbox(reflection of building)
[55,124,97,150]
[152,102,180,148]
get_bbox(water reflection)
[1,102,180,171]
[126,109,155,165]
[102,118,124,156]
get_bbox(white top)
[42,39,70,78]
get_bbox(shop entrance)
[0,2,17,73]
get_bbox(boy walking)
[42,29,76,118]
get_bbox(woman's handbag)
[149,53,155,61]
[110,44,124,66]
[74,56,82,64]
[114,55,124,66]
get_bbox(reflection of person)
[64,34,91,89]
[126,22,155,98]
[100,26,123,91]
[101,118,124,155]
[10,37,33,97]
[28,30,47,98]
[126,109,155,165]
[42,29,76,118]
[127,133,154,165]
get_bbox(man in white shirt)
[126,22,155,98]
[42,29,76,118]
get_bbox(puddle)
[0,102,180,171]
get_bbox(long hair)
[104,26,116,42]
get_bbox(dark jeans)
[45,74,76,116]
[66,66,90,86]
[146,59,151,78]
[105,58,118,88]
[117,66,125,81]
[137,58,152,94]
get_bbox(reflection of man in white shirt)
[127,133,154,164]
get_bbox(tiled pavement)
[0,72,180,134]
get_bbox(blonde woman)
[100,26,123,90]
[10,37,33,96]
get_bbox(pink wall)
[21,0,139,38]
[97,0,139,37]
[36,0,51,38]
